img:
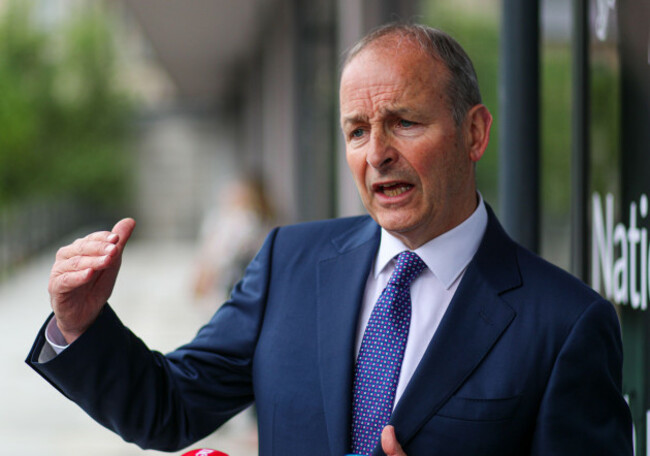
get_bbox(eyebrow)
[341,114,368,128]
[341,107,415,127]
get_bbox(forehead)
[339,40,448,114]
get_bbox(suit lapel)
[383,207,522,453]
[317,217,380,456]
[385,272,516,452]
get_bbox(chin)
[374,213,419,235]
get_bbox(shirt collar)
[373,193,488,289]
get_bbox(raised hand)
[48,218,136,344]
[381,425,407,456]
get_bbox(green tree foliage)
[541,44,572,217]
[589,52,620,197]
[0,0,133,210]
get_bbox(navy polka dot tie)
[351,251,427,455]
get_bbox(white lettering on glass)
[592,192,649,310]
[595,0,616,41]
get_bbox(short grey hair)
[343,23,482,127]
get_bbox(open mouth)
[374,182,414,197]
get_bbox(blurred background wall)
[0,0,584,276]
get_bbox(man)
[27,23,632,455]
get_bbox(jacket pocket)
[436,394,521,422]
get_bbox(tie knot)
[388,251,426,288]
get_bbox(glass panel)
[588,0,650,451]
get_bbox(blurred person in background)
[193,175,275,305]
[26,23,632,455]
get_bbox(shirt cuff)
[45,316,69,355]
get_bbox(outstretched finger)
[49,268,95,294]
[86,231,120,243]
[52,253,115,276]
[56,239,119,261]
[111,218,136,252]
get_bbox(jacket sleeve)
[530,298,633,455]
[25,227,279,451]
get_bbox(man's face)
[340,40,481,249]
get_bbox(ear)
[463,104,493,163]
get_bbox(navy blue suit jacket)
[27,208,632,455]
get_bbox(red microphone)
[181,450,229,456]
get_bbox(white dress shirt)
[355,196,488,406]
[45,316,68,355]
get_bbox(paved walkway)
[0,240,258,456]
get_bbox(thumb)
[111,218,136,251]
[381,425,407,456]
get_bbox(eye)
[350,128,365,138]
[398,119,415,128]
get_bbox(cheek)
[346,150,368,187]
[413,136,463,177]
[407,149,439,184]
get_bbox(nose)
[366,130,397,169]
